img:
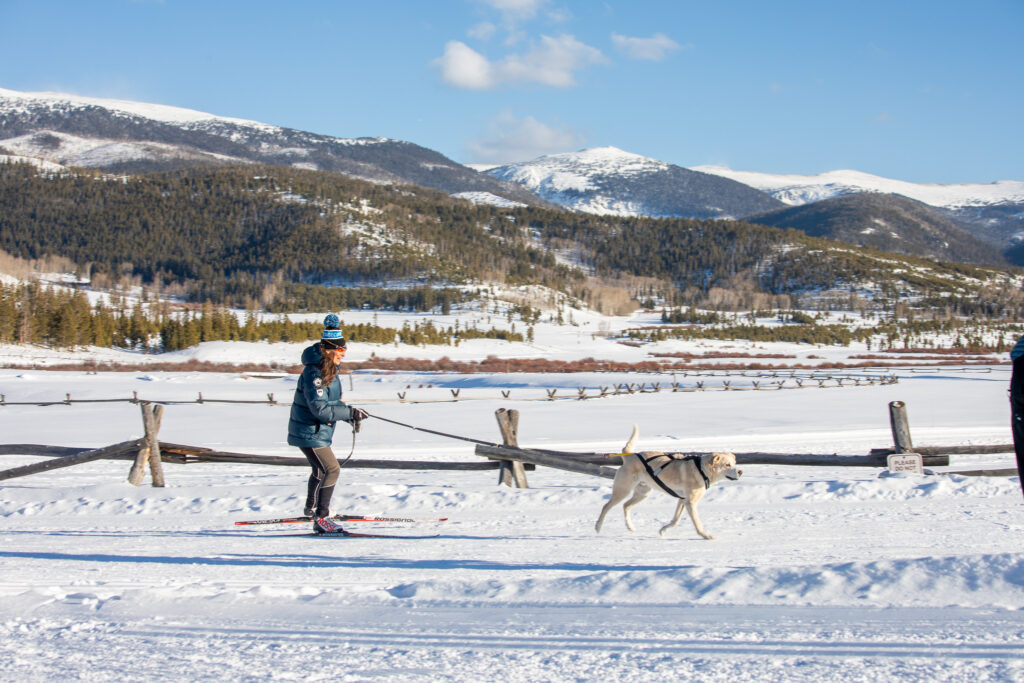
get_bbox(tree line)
[631,311,1024,349]
[0,282,522,351]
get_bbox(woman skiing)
[287,314,367,534]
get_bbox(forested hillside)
[0,161,578,305]
[747,193,1007,266]
[1,160,1020,316]
[518,210,1022,313]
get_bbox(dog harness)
[639,454,710,499]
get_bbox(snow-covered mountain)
[5,87,1023,264]
[0,87,280,131]
[0,88,547,206]
[481,147,782,219]
[690,165,1024,209]
[693,165,1024,253]
[478,147,1024,264]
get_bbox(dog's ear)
[712,452,733,468]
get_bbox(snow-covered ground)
[1,327,1022,680]
[0,301,1012,371]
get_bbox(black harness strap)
[638,454,710,499]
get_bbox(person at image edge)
[1008,334,1024,498]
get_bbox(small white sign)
[887,453,924,475]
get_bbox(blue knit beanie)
[321,314,346,348]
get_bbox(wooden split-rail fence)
[0,372,901,409]
[0,401,1016,488]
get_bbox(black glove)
[348,407,367,434]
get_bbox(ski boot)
[313,517,346,535]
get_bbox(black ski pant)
[299,446,340,517]
[1010,357,1024,499]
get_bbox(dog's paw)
[700,533,716,540]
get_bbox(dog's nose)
[737,470,743,477]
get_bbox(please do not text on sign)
[887,453,924,475]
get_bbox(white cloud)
[467,112,585,164]
[474,0,569,46]
[468,22,497,41]
[435,34,606,90]
[545,7,573,23]
[477,0,548,21]
[436,41,495,89]
[611,32,683,61]
[501,34,606,87]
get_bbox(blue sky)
[1,0,1021,183]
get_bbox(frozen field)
[1,356,1022,681]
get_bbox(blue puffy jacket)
[1012,334,1024,361]
[287,344,355,448]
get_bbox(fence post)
[888,401,914,454]
[495,408,528,488]
[127,439,148,486]
[128,402,166,486]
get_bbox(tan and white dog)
[595,426,742,540]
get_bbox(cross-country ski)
[234,514,449,526]
[308,530,440,539]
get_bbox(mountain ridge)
[0,87,551,208]
[3,86,1023,277]
[481,146,784,219]
[689,164,1024,209]
[692,164,1024,257]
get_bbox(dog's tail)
[622,424,639,454]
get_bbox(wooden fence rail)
[157,442,535,471]
[476,443,620,480]
[474,446,962,469]
[0,442,536,473]
[0,401,1017,486]
[0,439,145,482]
[469,400,1018,483]
[0,374,901,408]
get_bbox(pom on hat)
[324,313,341,329]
